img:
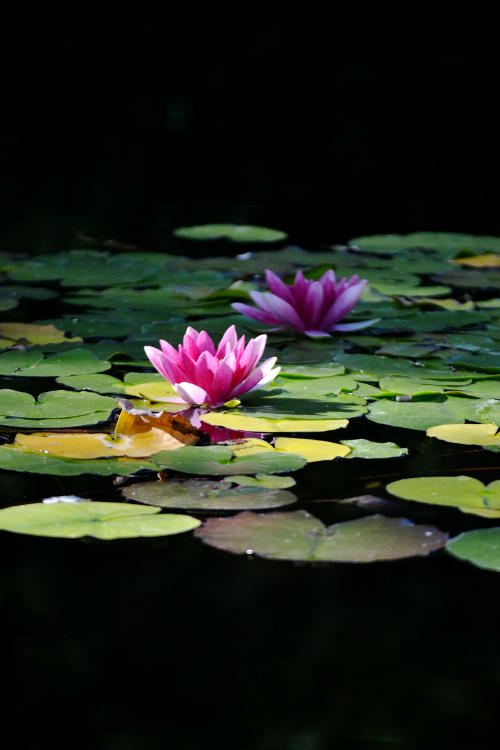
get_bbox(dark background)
[1,11,500,252]
[2,10,500,749]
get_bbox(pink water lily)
[144,325,280,407]
[232,269,376,337]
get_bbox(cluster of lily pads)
[1,227,500,571]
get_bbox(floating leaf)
[14,428,186,459]
[201,411,349,433]
[0,501,200,539]
[0,444,157,475]
[453,253,500,268]
[341,439,408,459]
[427,422,500,446]
[0,322,81,347]
[173,224,287,243]
[447,528,500,571]
[152,444,305,475]
[122,479,296,510]
[0,348,110,377]
[387,476,500,513]
[195,511,447,562]
[0,389,117,428]
[273,437,351,462]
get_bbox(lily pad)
[387,476,500,512]
[0,444,157,475]
[447,528,500,572]
[195,510,447,562]
[201,411,349,433]
[173,224,287,243]
[0,348,111,377]
[341,439,408,459]
[152,444,306,475]
[426,423,500,447]
[0,390,117,428]
[122,479,297,510]
[0,501,200,539]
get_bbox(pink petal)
[238,334,267,376]
[196,330,216,356]
[179,349,197,381]
[265,269,295,304]
[303,281,324,329]
[231,302,282,326]
[249,291,305,331]
[216,325,238,357]
[195,351,216,395]
[159,339,180,364]
[211,361,236,402]
[174,382,208,406]
[144,347,174,382]
[182,332,199,360]
[230,357,278,398]
[318,281,367,330]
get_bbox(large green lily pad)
[195,510,447,562]
[0,501,200,539]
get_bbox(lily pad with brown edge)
[122,478,297,511]
[194,510,447,562]
[0,501,200,539]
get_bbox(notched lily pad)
[0,501,200,539]
[195,510,447,562]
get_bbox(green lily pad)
[173,224,287,243]
[122,479,297,510]
[195,510,447,562]
[0,444,157,475]
[0,389,117,427]
[341,439,408,459]
[387,476,500,512]
[152,445,306,476]
[0,501,200,539]
[447,528,500,572]
[0,348,111,377]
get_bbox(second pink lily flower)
[233,269,375,337]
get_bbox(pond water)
[1,230,500,748]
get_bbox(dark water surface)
[3,13,500,747]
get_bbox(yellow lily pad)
[0,322,81,347]
[15,428,186,459]
[202,411,349,433]
[453,253,500,267]
[124,380,177,400]
[426,422,500,446]
[274,437,351,462]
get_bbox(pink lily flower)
[232,268,376,337]
[144,325,280,407]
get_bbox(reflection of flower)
[233,269,375,336]
[144,325,280,407]
[199,421,262,443]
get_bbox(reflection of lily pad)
[0,501,200,539]
[195,510,447,562]
[122,479,296,510]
